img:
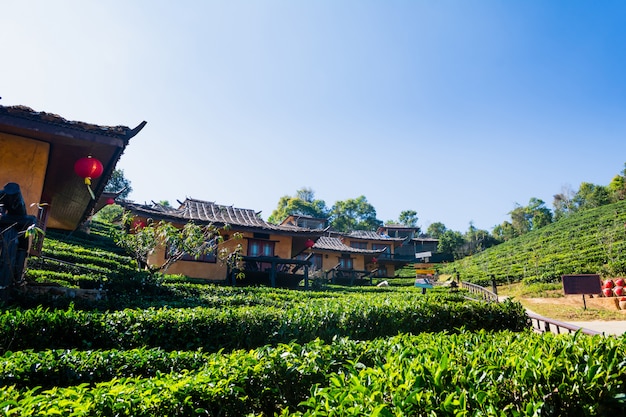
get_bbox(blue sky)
[2,1,625,232]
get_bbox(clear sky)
[2,1,625,232]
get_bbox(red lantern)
[372,257,378,264]
[131,218,146,231]
[74,156,104,199]
[305,239,315,249]
[106,197,116,205]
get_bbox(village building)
[121,198,325,288]
[0,104,145,297]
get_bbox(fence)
[462,281,605,336]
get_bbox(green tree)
[526,197,553,230]
[508,198,553,237]
[267,188,329,224]
[608,163,626,202]
[437,229,465,260]
[574,182,611,211]
[492,221,516,242]
[426,222,447,239]
[462,222,498,255]
[329,196,382,232]
[397,210,418,227]
[113,213,241,275]
[104,169,132,199]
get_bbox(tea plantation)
[0,221,624,415]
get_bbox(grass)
[498,282,626,321]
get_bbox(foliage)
[442,199,626,285]
[267,187,329,224]
[92,203,124,223]
[397,209,418,227]
[329,195,382,232]
[103,168,132,199]
[112,212,242,275]
[0,332,624,416]
[0,293,528,353]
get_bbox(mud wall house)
[121,198,324,287]
[302,235,387,285]
[342,230,409,278]
[0,104,145,295]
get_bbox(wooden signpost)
[562,274,602,310]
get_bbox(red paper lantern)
[106,197,116,205]
[74,156,104,184]
[305,239,315,249]
[372,257,378,264]
[74,156,103,199]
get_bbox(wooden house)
[121,198,325,287]
[302,235,386,285]
[341,230,409,278]
[0,104,145,296]
[378,223,439,260]
[0,104,145,232]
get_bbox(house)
[0,104,145,296]
[283,216,414,282]
[341,230,410,278]
[0,104,146,232]
[378,223,439,261]
[300,235,387,285]
[120,198,325,287]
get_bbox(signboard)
[415,269,436,275]
[415,278,433,288]
[415,251,432,259]
[562,274,602,310]
[562,274,602,295]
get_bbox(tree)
[113,213,242,275]
[104,169,132,199]
[492,221,516,242]
[507,198,553,237]
[437,229,465,260]
[398,210,418,227]
[267,188,329,224]
[573,182,611,211]
[329,196,382,232]
[608,163,626,202]
[426,222,447,239]
[553,185,577,221]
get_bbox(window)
[372,244,391,258]
[296,253,323,270]
[350,241,368,249]
[339,255,353,270]
[247,239,275,257]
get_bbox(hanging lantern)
[305,238,315,249]
[131,218,146,231]
[74,156,104,199]
[372,257,378,264]
[106,197,116,205]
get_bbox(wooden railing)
[527,312,604,336]
[461,281,498,302]
[462,281,606,336]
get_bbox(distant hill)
[441,200,626,286]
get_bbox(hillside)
[441,200,626,286]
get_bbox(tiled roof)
[0,105,140,138]
[347,230,404,241]
[313,236,385,254]
[121,198,322,234]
